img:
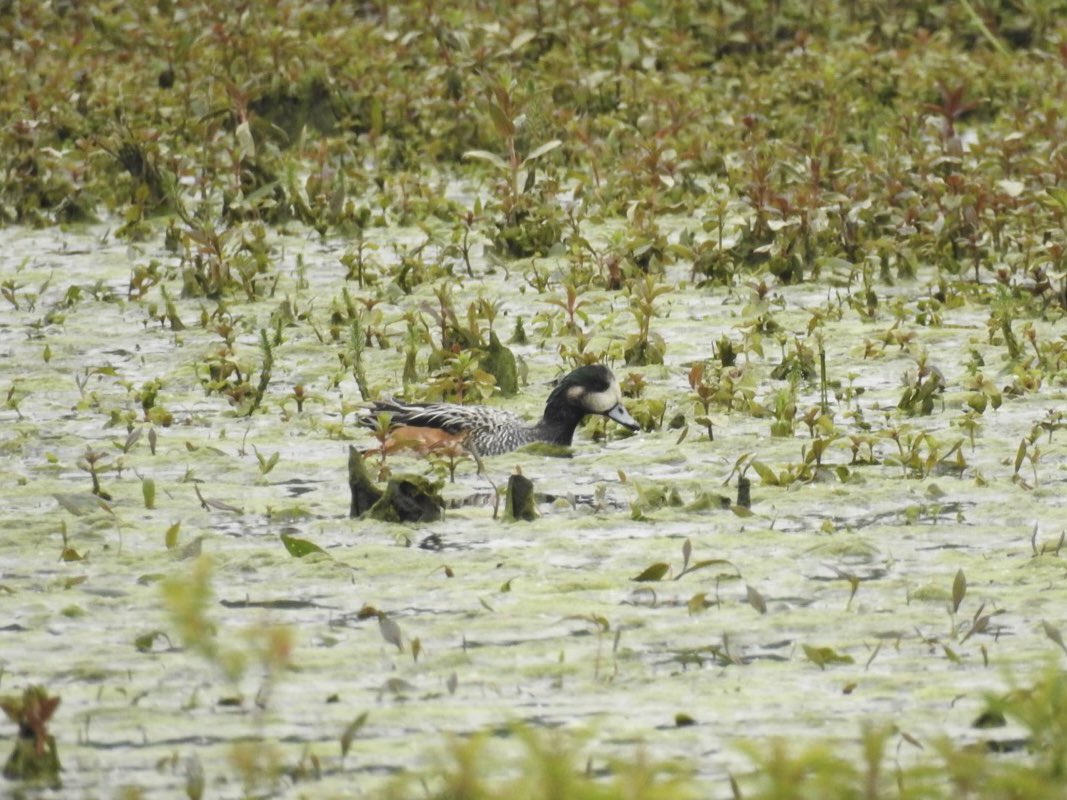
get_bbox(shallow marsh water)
[1,222,1065,798]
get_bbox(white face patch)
[581,378,622,413]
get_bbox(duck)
[361,364,639,457]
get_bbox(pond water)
[0,221,1065,797]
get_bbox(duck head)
[540,365,640,442]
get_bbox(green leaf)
[687,593,707,615]
[124,427,142,453]
[751,461,780,486]
[745,584,767,615]
[678,558,738,578]
[1041,186,1067,213]
[487,101,515,138]
[235,120,256,160]
[340,711,369,758]
[254,446,280,475]
[802,645,854,670]
[368,96,383,136]
[521,139,562,166]
[463,149,509,173]
[54,493,112,517]
[951,568,966,613]
[1042,621,1067,655]
[134,630,168,652]
[632,562,670,582]
[280,533,325,558]
[165,522,181,550]
[1014,439,1026,474]
[378,612,404,652]
[508,30,537,51]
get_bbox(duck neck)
[533,402,587,445]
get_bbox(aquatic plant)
[624,275,669,366]
[463,79,564,259]
[1,687,61,786]
[380,725,698,800]
[161,557,294,710]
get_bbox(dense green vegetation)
[5,0,1066,299]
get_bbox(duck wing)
[364,398,526,436]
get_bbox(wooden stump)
[369,477,444,523]
[349,447,444,523]
[505,473,537,521]
[348,446,383,518]
[736,475,751,509]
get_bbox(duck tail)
[357,396,403,430]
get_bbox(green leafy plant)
[1,687,62,786]
[338,207,378,287]
[624,275,669,366]
[380,724,697,800]
[898,353,946,416]
[161,557,294,708]
[464,80,563,258]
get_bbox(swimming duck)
[362,365,639,457]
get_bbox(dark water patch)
[413,532,478,551]
[279,479,320,497]
[982,737,1031,753]
[80,586,132,598]
[219,598,334,611]
[657,647,791,668]
[448,491,496,508]
[809,567,890,582]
